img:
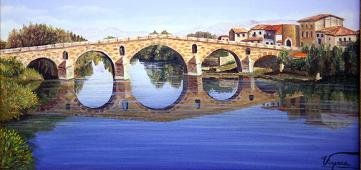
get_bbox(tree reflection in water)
[129,45,186,109]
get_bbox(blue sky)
[1,0,359,41]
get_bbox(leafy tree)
[104,36,116,39]
[149,30,158,35]
[161,30,170,35]
[0,40,6,49]
[7,23,86,48]
[187,31,217,39]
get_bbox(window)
[266,42,269,45]
[302,31,304,38]
[305,24,308,28]
[192,44,197,53]
[339,38,342,41]
[349,37,351,41]
[119,46,125,56]
[306,31,308,38]
[271,43,274,45]
[310,25,313,28]
[237,34,240,37]
[318,39,321,45]
[62,51,68,60]
[310,31,313,38]
[301,42,304,46]
[246,48,251,55]
[259,31,262,35]
[252,32,256,37]
[316,34,319,37]
[301,24,304,28]
[344,38,346,41]
[242,33,245,37]
[321,34,324,38]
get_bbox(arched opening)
[119,46,125,56]
[202,76,242,101]
[286,39,292,47]
[253,55,279,74]
[192,44,197,54]
[28,58,58,80]
[202,49,242,73]
[74,51,115,109]
[63,51,68,60]
[246,48,251,55]
[129,45,187,110]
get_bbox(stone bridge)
[0,34,298,80]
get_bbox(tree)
[161,30,170,35]
[6,23,87,48]
[0,40,6,49]
[187,31,217,39]
[104,36,115,39]
[149,30,158,35]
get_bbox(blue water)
[27,106,358,170]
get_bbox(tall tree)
[187,31,217,39]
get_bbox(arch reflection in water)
[74,51,114,108]
[255,79,278,94]
[202,77,241,101]
[129,59,185,110]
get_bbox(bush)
[0,77,39,122]
[18,68,43,82]
[0,128,34,169]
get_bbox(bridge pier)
[186,55,202,76]
[248,58,254,73]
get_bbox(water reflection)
[202,77,240,101]
[129,59,185,109]
[74,61,114,108]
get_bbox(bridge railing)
[0,34,297,54]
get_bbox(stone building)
[218,35,229,41]
[297,14,344,47]
[281,24,300,47]
[315,26,358,47]
[229,28,248,42]
[248,25,276,45]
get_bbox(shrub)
[18,68,43,82]
[0,77,39,122]
[0,128,34,169]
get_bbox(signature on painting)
[321,152,359,170]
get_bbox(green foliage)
[7,23,86,48]
[0,40,6,49]
[0,58,41,122]
[0,77,39,122]
[133,45,183,62]
[0,128,34,169]
[161,30,170,35]
[284,41,359,78]
[18,68,44,82]
[104,36,116,39]
[75,51,114,78]
[187,31,217,39]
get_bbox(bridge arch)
[202,77,243,101]
[201,48,243,72]
[27,57,59,79]
[75,50,116,78]
[253,55,279,72]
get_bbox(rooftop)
[290,51,307,59]
[230,27,248,33]
[251,24,283,34]
[316,26,357,36]
[297,14,344,22]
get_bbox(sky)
[1,0,360,41]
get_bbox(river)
[5,58,359,170]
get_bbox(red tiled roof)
[290,51,307,59]
[230,27,248,33]
[251,24,283,34]
[316,26,357,36]
[298,14,344,22]
[242,37,263,42]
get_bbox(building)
[297,14,344,47]
[229,28,248,42]
[218,35,229,41]
[281,24,300,47]
[248,25,276,45]
[315,26,358,47]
